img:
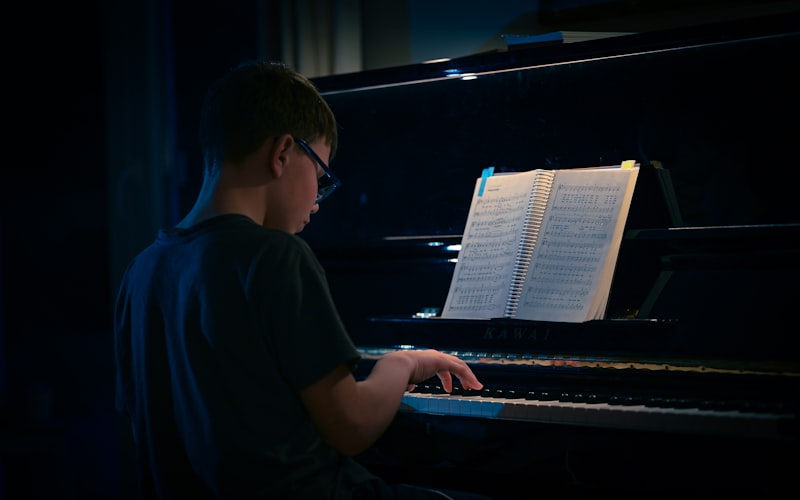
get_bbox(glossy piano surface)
[308,12,800,494]
[306,13,799,249]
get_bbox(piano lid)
[305,13,800,249]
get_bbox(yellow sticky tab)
[621,160,636,169]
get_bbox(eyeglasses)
[294,137,342,203]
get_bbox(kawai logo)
[482,325,552,342]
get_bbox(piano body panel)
[307,13,800,494]
[359,413,797,493]
[305,15,800,250]
[354,349,798,493]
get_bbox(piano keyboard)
[401,385,796,440]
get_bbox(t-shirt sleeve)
[254,235,361,393]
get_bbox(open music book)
[441,161,640,323]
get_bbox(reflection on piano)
[308,12,800,496]
[401,383,790,439]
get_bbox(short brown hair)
[198,61,338,170]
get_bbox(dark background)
[1,1,798,498]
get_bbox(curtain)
[276,0,363,78]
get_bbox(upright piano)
[308,13,800,495]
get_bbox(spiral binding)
[503,169,555,318]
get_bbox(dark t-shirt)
[114,214,375,498]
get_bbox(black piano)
[307,13,800,496]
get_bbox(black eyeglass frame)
[294,137,342,203]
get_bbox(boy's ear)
[269,134,294,178]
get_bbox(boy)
[114,60,487,499]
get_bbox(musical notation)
[442,166,638,322]
[517,175,631,318]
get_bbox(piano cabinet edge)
[356,412,798,494]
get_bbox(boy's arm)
[301,349,482,456]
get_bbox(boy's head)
[198,61,338,172]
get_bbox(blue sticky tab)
[478,166,495,196]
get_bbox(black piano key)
[413,384,446,394]
[452,387,481,397]
[526,390,558,401]
[585,393,611,404]
[540,391,559,401]
[569,393,592,403]
[645,397,695,409]
[503,389,524,399]
[607,395,645,406]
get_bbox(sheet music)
[515,168,637,322]
[441,171,538,318]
